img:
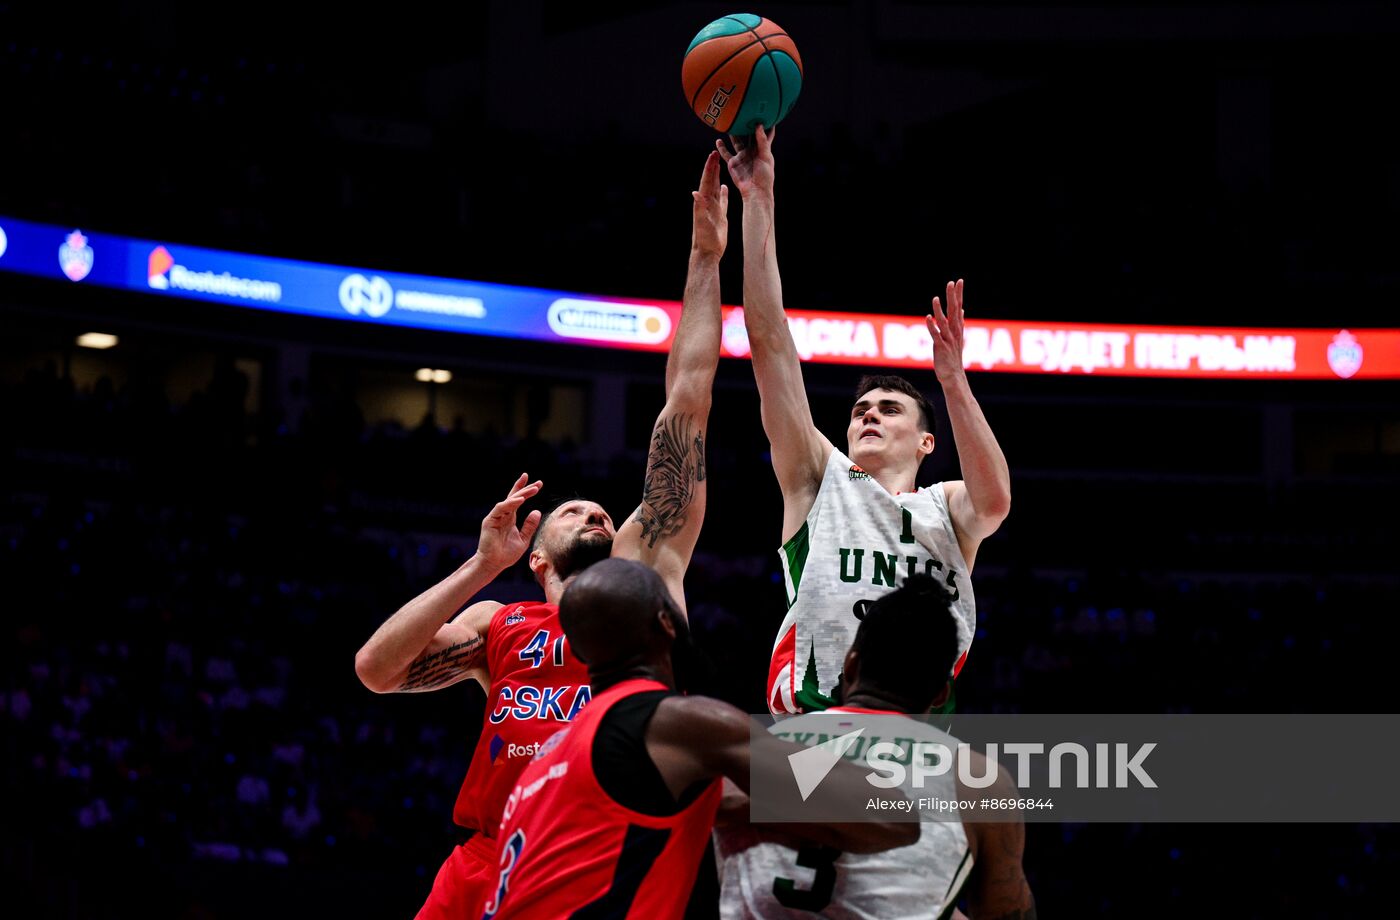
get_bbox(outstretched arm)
[647,696,919,854]
[612,153,726,616]
[929,280,1012,571]
[354,474,542,693]
[719,125,831,541]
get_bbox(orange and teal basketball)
[683,14,802,135]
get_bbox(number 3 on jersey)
[519,629,566,668]
[773,845,841,912]
[482,829,526,919]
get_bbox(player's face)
[846,388,930,469]
[539,501,615,578]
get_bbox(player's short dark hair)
[853,374,935,435]
[849,574,959,711]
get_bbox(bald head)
[558,558,680,686]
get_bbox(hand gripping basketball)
[683,13,802,135]
[717,123,775,201]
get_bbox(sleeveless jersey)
[767,448,976,714]
[480,679,723,920]
[716,706,973,920]
[453,601,593,834]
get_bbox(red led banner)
[700,307,1399,380]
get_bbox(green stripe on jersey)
[935,849,975,920]
[780,522,811,608]
[931,681,958,727]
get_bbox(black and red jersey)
[480,678,722,920]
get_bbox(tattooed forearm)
[634,414,705,549]
[397,637,484,692]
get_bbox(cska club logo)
[1327,330,1363,379]
[59,230,94,282]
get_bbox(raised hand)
[716,123,776,200]
[692,150,729,258]
[926,279,968,386]
[476,473,543,571]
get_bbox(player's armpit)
[943,479,1010,541]
[941,479,1009,574]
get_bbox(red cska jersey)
[452,601,593,834]
[480,679,723,920]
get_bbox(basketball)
[683,13,802,135]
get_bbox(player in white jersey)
[717,576,1035,919]
[717,126,1012,713]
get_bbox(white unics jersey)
[716,707,974,920]
[766,448,975,715]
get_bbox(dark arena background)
[4,2,1400,917]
